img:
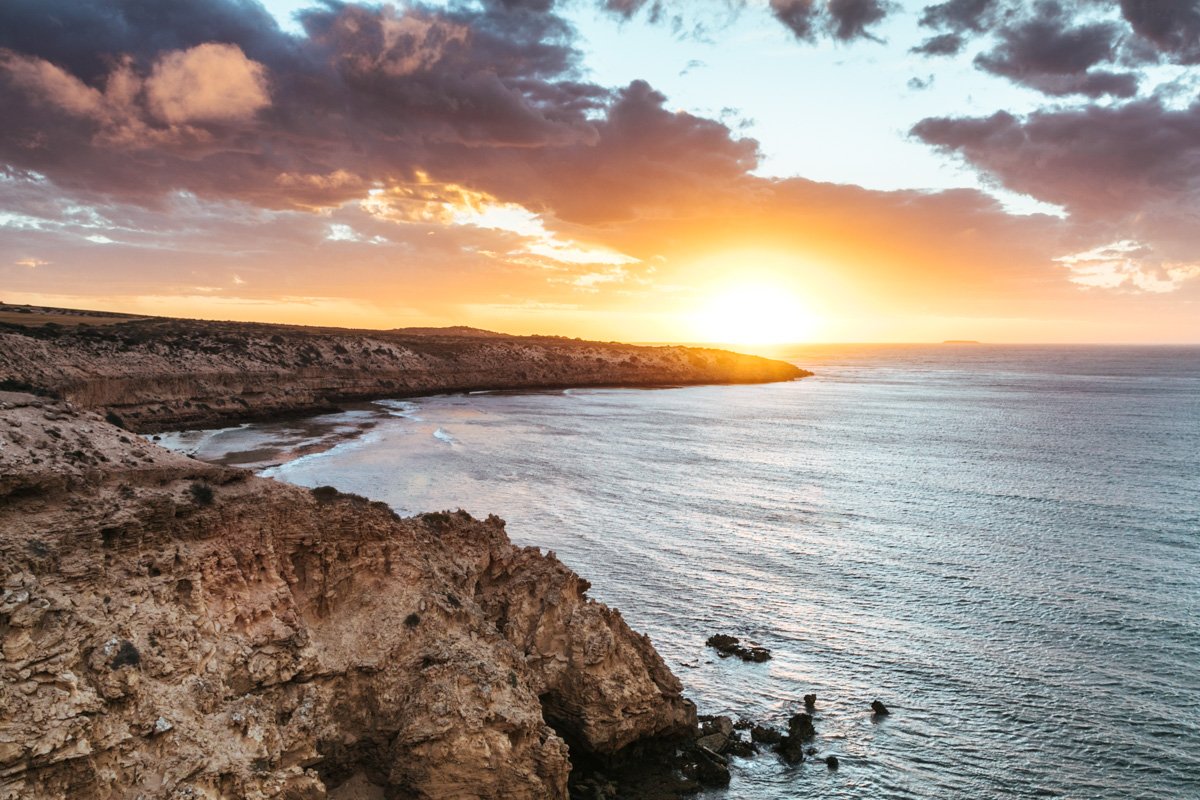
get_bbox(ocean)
[158,344,1200,798]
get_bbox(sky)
[1,0,1198,343]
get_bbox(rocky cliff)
[0,309,807,432]
[0,393,697,800]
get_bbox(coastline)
[0,314,813,799]
[0,308,809,433]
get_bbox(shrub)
[310,485,341,504]
[188,482,214,505]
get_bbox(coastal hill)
[0,305,808,432]
[0,392,697,798]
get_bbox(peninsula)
[0,306,809,432]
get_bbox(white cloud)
[1056,240,1200,293]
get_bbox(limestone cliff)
[0,393,697,799]
[0,309,808,432]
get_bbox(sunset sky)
[1,0,1198,343]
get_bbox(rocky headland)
[0,392,700,799]
[0,309,814,798]
[0,306,808,432]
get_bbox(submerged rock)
[751,725,783,744]
[789,713,816,741]
[826,755,840,770]
[871,700,891,716]
[804,693,817,710]
[705,633,772,663]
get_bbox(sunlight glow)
[688,283,819,345]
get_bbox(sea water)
[165,345,1200,798]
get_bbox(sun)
[688,283,818,345]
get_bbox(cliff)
[0,308,808,432]
[0,393,697,799]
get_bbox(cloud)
[914,0,1200,84]
[1119,0,1200,65]
[972,7,1138,98]
[912,97,1200,292]
[913,100,1200,222]
[146,43,270,124]
[911,32,966,56]
[1056,240,1200,292]
[1,0,1197,322]
[918,0,996,33]
[769,0,894,42]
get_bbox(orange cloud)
[146,43,270,124]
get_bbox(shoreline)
[0,308,809,433]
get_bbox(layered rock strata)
[0,393,696,799]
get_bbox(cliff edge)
[0,393,697,799]
[0,308,808,432]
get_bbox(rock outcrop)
[0,309,808,432]
[0,393,697,799]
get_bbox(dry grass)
[0,308,145,327]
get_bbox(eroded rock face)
[0,394,696,799]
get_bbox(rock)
[698,714,735,738]
[693,747,731,787]
[871,700,890,716]
[695,733,729,753]
[705,634,739,651]
[725,737,757,758]
[776,736,806,765]
[705,634,772,663]
[826,755,840,770]
[750,725,783,744]
[0,398,699,800]
[804,693,817,710]
[788,713,816,741]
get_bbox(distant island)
[942,340,981,344]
